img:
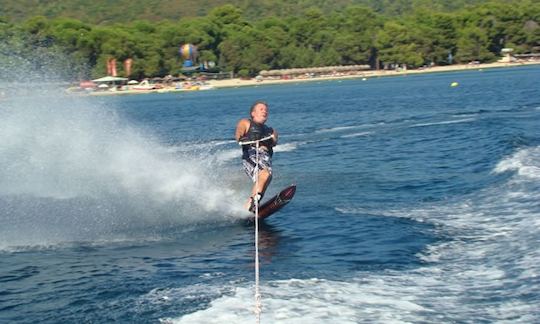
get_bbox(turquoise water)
[1,67,540,323]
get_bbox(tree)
[332,6,382,66]
[408,10,458,65]
[455,26,495,62]
[375,21,426,68]
[219,25,273,75]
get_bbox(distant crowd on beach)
[58,57,540,97]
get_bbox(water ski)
[252,184,296,219]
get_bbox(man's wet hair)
[250,100,268,115]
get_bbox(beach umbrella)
[128,80,139,85]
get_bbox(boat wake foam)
[166,145,540,323]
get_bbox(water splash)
[0,90,245,249]
[494,146,540,180]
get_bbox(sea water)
[1,67,540,323]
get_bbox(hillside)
[1,0,496,24]
[2,0,538,80]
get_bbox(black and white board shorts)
[242,147,272,182]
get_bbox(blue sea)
[1,66,540,323]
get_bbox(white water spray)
[0,90,245,249]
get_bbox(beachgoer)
[235,101,278,212]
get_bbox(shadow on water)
[238,220,284,265]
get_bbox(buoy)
[451,82,459,87]
[362,77,367,81]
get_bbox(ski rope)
[254,139,262,324]
[239,134,273,324]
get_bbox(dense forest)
[1,1,539,80]
[0,0,512,23]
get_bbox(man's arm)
[235,119,250,141]
[271,129,278,146]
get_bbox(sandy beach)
[206,60,540,88]
[86,60,540,96]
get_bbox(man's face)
[251,103,268,124]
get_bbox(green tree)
[375,21,426,68]
[455,26,495,62]
[254,17,291,69]
[330,6,382,66]
[219,25,273,75]
[408,10,458,65]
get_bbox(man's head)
[250,101,268,124]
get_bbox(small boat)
[198,83,215,90]
[131,80,157,90]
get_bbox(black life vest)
[242,119,274,158]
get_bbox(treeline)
[1,2,539,80]
[0,0,512,23]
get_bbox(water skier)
[235,101,278,212]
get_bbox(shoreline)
[85,60,540,96]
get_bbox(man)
[235,101,278,212]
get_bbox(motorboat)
[131,80,157,90]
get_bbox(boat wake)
[164,145,540,323]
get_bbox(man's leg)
[244,168,272,212]
[251,168,272,198]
